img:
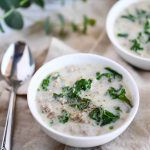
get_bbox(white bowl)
[106,0,150,70]
[27,53,139,147]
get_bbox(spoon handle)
[1,89,16,150]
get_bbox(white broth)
[36,64,133,136]
[114,0,150,58]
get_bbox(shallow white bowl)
[106,0,150,70]
[27,53,139,147]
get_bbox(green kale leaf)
[121,13,136,22]
[107,86,133,107]
[117,33,129,38]
[58,110,70,124]
[53,79,92,99]
[70,98,91,110]
[40,72,60,91]
[89,107,119,126]
[144,19,150,35]
[74,79,92,91]
[130,39,144,52]
[53,79,92,110]
[96,67,122,82]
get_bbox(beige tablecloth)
[0,0,150,150]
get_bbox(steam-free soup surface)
[114,0,150,58]
[36,64,133,136]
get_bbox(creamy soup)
[36,64,133,136]
[114,0,150,58]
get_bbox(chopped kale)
[130,38,144,52]
[144,19,150,35]
[53,93,64,99]
[89,108,101,123]
[58,110,70,124]
[115,106,122,113]
[65,87,80,99]
[53,86,78,101]
[53,79,92,110]
[96,67,122,82]
[136,9,147,21]
[89,107,119,126]
[101,109,119,126]
[121,13,136,22]
[96,72,113,82]
[41,76,51,91]
[51,72,60,80]
[130,32,145,52]
[117,33,129,38]
[96,72,101,80]
[105,67,123,81]
[74,79,92,91]
[61,86,75,98]
[70,98,91,110]
[40,72,60,91]
[62,79,93,99]
[137,32,144,41]
[107,86,132,107]
[114,106,122,116]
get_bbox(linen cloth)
[0,0,150,150]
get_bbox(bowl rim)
[106,0,150,62]
[27,53,139,140]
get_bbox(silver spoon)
[0,41,35,150]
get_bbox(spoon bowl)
[0,41,35,150]
[1,41,35,87]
